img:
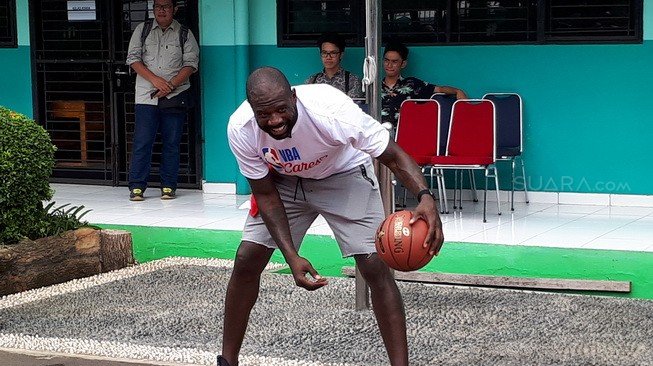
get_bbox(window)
[277,0,363,46]
[277,0,642,46]
[546,0,640,41]
[0,0,17,48]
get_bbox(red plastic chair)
[432,93,479,204]
[430,99,500,222]
[396,99,448,213]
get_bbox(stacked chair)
[396,93,526,221]
[482,93,529,211]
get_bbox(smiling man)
[220,67,445,366]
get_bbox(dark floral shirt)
[305,68,364,98]
[381,76,435,127]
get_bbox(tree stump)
[0,228,135,296]
[100,229,135,272]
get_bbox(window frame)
[276,0,643,47]
[276,0,365,47]
[0,0,17,48]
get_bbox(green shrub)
[0,106,89,244]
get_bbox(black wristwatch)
[417,189,436,202]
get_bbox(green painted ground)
[99,224,653,300]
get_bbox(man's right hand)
[287,256,328,291]
[150,76,174,97]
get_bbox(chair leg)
[432,168,443,214]
[483,170,488,223]
[519,156,530,204]
[438,169,449,214]
[469,170,478,202]
[511,158,516,211]
[458,170,464,210]
[493,166,501,215]
[432,167,440,213]
[453,171,458,209]
[430,167,440,214]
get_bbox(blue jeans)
[129,104,186,191]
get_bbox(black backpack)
[140,19,189,52]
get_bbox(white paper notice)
[67,1,96,21]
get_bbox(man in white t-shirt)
[218,67,444,366]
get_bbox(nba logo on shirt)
[262,147,284,171]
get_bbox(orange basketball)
[375,210,434,272]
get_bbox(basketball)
[375,210,434,272]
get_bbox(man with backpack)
[125,0,199,201]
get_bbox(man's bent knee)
[354,253,395,287]
[232,241,274,279]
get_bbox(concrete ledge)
[439,189,653,207]
[201,182,236,194]
[611,194,653,207]
[342,267,632,293]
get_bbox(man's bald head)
[246,67,292,103]
[245,67,298,140]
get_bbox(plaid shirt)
[305,68,364,98]
[381,76,435,127]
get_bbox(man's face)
[383,51,406,78]
[320,42,343,70]
[251,88,298,140]
[153,0,176,27]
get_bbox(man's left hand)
[409,194,444,256]
[152,89,171,99]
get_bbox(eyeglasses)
[320,51,341,58]
[383,58,403,66]
[153,4,173,11]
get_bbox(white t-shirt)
[228,84,390,180]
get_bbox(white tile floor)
[49,183,653,252]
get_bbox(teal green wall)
[200,45,247,191]
[389,43,653,195]
[0,0,32,116]
[207,41,653,195]
[1,0,652,194]
[199,1,250,192]
[646,1,653,40]
[0,46,33,116]
[16,0,29,46]
[201,0,653,195]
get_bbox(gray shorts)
[242,162,384,257]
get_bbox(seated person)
[306,32,364,99]
[381,41,467,128]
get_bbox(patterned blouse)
[381,76,435,127]
[305,68,364,99]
